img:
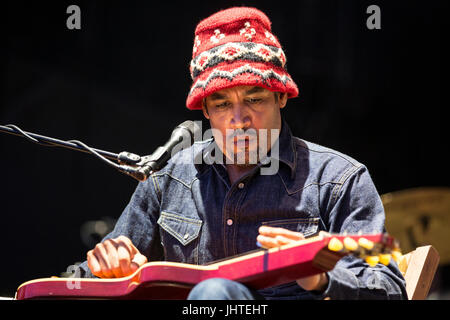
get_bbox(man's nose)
[230,104,251,129]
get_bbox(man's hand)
[87,235,148,278]
[257,226,329,292]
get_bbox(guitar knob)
[365,255,380,267]
[328,237,344,252]
[378,253,391,266]
[343,237,358,251]
[391,250,402,263]
[358,238,374,250]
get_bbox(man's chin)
[225,150,260,166]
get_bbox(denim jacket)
[78,119,407,300]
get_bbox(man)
[78,7,407,300]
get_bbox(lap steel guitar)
[15,232,401,300]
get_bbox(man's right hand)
[87,235,148,278]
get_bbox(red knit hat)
[186,7,299,110]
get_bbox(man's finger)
[258,226,305,240]
[256,235,280,248]
[275,235,295,245]
[93,243,114,278]
[116,235,138,255]
[130,253,148,272]
[104,240,122,278]
[117,244,133,276]
[87,250,102,277]
[132,253,148,266]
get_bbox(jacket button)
[238,182,244,189]
[227,219,233,226]
[184,233,189,240]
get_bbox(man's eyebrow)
[208,92,227,100]
[245,86,266,95]
[208,87,266,100]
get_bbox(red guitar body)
[15,233,395,300]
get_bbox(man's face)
[202,85,287,166]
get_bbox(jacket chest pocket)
[157,211,203,263]
[261,217,320,238]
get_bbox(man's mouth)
[232,136,256,146]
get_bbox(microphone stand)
[0,124,154,182]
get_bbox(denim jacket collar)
[267,118,297,177]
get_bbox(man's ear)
[279,92,288,109]
[202,99,210,119]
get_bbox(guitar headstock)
[325,233,402,267]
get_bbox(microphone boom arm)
[0,120,201,182]
[0,124,153,182]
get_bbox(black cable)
[2,124,124,170]
[67,139,125,171]
[4,124,55,147]
[0,124,160,181]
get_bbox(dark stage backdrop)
[1,0,448,297]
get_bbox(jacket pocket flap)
[157,211,202,246]
[261,217,319,237]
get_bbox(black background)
[1,0,448,297]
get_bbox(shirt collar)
[259,118,297,177]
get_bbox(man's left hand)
[257,226,329,292]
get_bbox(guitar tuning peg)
[358,238,374,250]
[365,255,380,267]
[343,237,358,251]
[391,249,402,263]
[378,253,391,266]
[328,237,344,252]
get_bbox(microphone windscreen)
[177,120,202,143]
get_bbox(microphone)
[119,120,202,181]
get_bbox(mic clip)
[117,151,142,165]
[117,151,160,182]
[115,120,201,182]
